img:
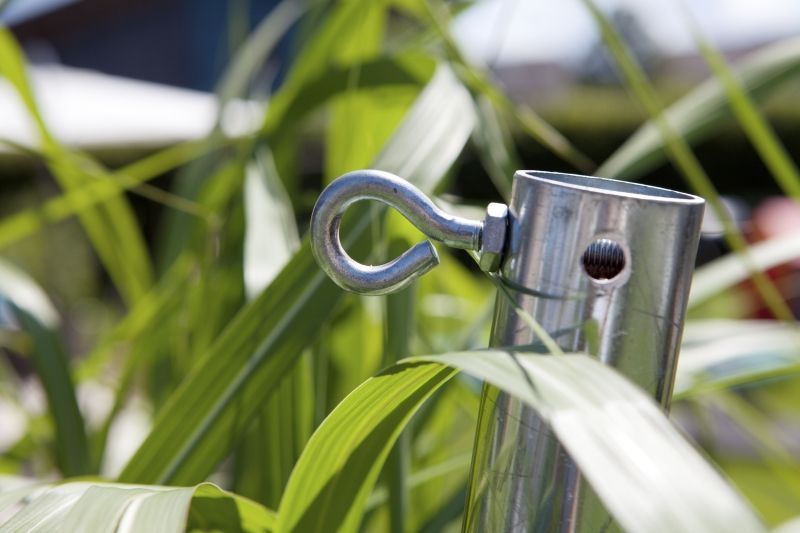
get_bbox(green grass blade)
[599,37,800,180]
[75,255,194,383]
[366,452,472,512]
[0,479,275,532]
[700,389,800,504]
[0,139,219,251]
[216,0,306,103]
[0,262,85,475]
[118,66,477,486]
[239,147,306,507]
[262,53,434,142]
[383,239,417,533]
[276,351,763,533]
[470,95,518,200]
[676,319,800,398]
[421,0,595,175]
[274,363,457,533]
[580,0,794,323]
[11,306,90,477]
[0,28,153,305]
[324,0,384,180]
[260,0,411,137]
[690,27,800,198]
[61,485,156,531]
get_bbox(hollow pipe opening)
[517,170,704,204]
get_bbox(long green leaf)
[580,0,793,323]
[216,0,306,103]
[383,240,417,533]
[0,267,65,468]
[691,27,800,198]
[259,0,433,145]
[10,306,89,476]
[0,477,275,532]
[470,94,518,200]
[118,66,477,485]
[0,139,220,251]
[676,319,800,398]
[444,352,764,533]
[262,53,434,142]
[275,363,457,533]
[238,147,307,507]
[276,352,764,533]
[421,0,595,174]
[0,29,153,305]
[324,0,385,182]
[599,37,800,180]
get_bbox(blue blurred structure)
[6,0,282,91]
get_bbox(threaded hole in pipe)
[582,239,625,281]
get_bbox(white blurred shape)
[453,0,800,66]
[0,64,262,154]
[76,381,114,430]
[0,259,59,328]
[101,397,151,477]
[0,398,26,451]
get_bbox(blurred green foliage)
[0,1,799,531]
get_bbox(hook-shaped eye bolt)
[311,170,508,295]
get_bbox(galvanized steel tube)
[463,171,705,532]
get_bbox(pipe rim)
[516,170,705,205]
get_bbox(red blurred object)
[748,197,800,318]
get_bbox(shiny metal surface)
[310,169,507,295]
[479,202,509,272]
[464,171,704,533]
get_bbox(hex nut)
[479,202,508,272]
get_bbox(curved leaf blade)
[12,305,89,476]
[274,363,457,533]
[676,319,800,398]
[277,352,764,533]
[0,477,275,532]
[429,352,764,533]
[599,37,800,180]
[692,31,800,198]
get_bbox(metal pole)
[463,171,704,532]
[310,168,704,532]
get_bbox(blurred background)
[4,0,800,273]
[0,0,799,529]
